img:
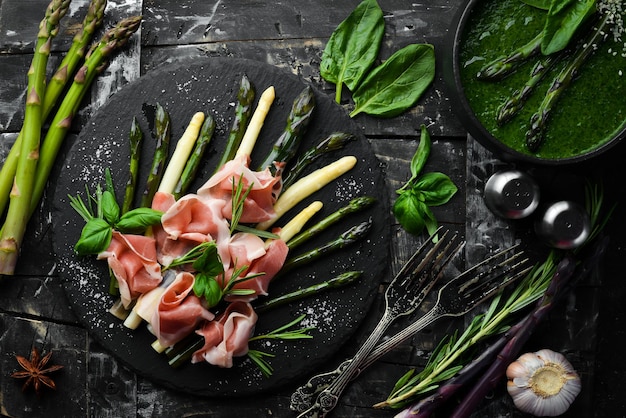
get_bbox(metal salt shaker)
[484,170,540,219]
[535,200,591,249]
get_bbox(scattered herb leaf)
[350,43,436,118]
[393,125,457,237]
[320,0,385,103]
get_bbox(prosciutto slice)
[191,301,257,368]
[227,232,267,272]
[197,155,281,223]
[153,271,215,347]
[98,231,162,308]
[161,194,230,242]
[150,191,178,266]
[224,238,289,302]
[156,193,232,268]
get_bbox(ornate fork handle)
[295,311,397,417]
[291,309,440,415]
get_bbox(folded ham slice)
[191,300,257,368]
[155,192,231,268]
[98,231,162,308]
[197,155,281,224]
[227,232,267,272]
[224,238,288,302]
[153,271,215,348]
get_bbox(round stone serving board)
[51,57,390,396]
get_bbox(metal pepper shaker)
[484,170,540,219]
[535,200,591,249]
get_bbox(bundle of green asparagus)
[0,0,142,275]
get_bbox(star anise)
[11,347,64,395]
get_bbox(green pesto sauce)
[459,0,626,160]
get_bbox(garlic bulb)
[506,349,581,417]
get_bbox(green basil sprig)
[69,169,163,255]
[392,125,457,236]
[321,0,436,117]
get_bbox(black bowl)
[443,0,626,166]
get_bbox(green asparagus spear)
[44,0,107,114]
[526,13,610,152]
[141,103,172,208]
[287,196,376,249]
[496,54,559,125]
[0,0,71,275]
[173,114,215,199]
[166,335,203,367]
[122,117,143,214]
[280,218,373,275]
[214,75,255,172]
[477,32,543,81]
[257,85,316,174]
[0,0,106,218]
[29,15,143,217]
[281,132,356,190]
[255,271,362,312]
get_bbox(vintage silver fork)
[291,243,532,417]
[291,229,462,417]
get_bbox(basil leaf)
[541,0,596,55]
[74,218,112,255]
[194,274,223,308]
[115,208,163,233]
[421,204,439,238]
[414,172,458,206]
[350,43,436,117]
[320,0,384,101]
[520,0,551,10]
[411,125,432,179]
[101,190,120,225]
[192,242,224,276]
[393,189,427,235]
[193,275,208,297]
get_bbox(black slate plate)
[51,58,390,396]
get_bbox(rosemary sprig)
[230,176,253,234]
[247,350,276,377]
[248,314,314,376]
[234,224,279,240]
[228,174,279,240]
